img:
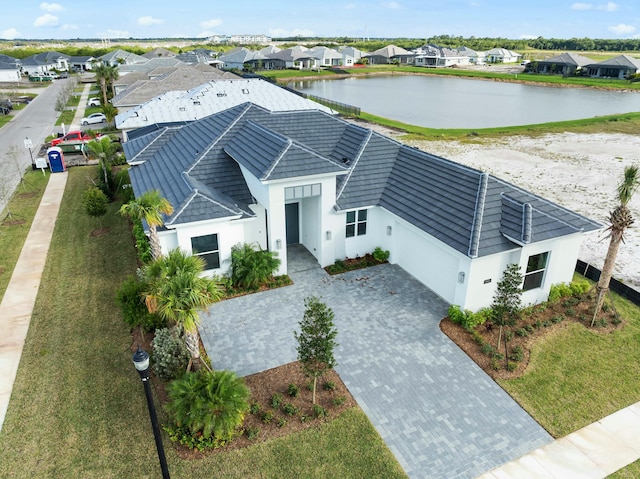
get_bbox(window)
[523,252,549,291]
[346,209,367,238]
[191,234,220,270]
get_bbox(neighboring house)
[266,46,319,70]
[585,55,640,79]
[457,46,486,64]
[338,46,367,65]
[111,65,237,113]
[526,52,592,75]
[364,44,415,65]
[217,47,264,70]
[20,51,68,75]
[485,48,522,63]
[142,47,176,59]
[115,78,335,138]
[124,103,600,312]
[414,44,471,67]
[175,48,218,65]
[99,49,148,67]
[0,62,21,82]
[308,46,344,67]
[67,55,96,72]
[117,57,185,75]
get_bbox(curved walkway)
[200,245,552,479]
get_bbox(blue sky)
[1,1,639,40]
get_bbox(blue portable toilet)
[47,147,66,173]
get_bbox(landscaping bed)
[440,290,624,381]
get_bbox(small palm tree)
[119,190,173,260]
[93,64,119,104]
[592,165,639,324]
[143,248,223,370]
[166,369,249,445]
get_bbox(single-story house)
[485,48,522,63]
[457,46,485,64]
[308,46,344,67]
[414,44,471,67]
[20,51,68,75]
[266,46,319,70]
[67,55,96,72]
[364,45,415,65]
[142,47,176,59]
[0,62,21,82]
[125,103,600,312]
[116,78,334,138]
[338,46,367,65]
[217,47,265,70]
[526,52,592,75]
[98,49,148,67]
[585,55,640,79]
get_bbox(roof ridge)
[336,129,373,200]
[468,172,488,258]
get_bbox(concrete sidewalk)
[477,401,640,478]
[0,171,68,430]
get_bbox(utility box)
[47,147,66,173]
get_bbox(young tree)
[592,165,639,325]
[119,190,173,260]
[82,186,108,227]
[491,263,523,367]
[143,248,223,371]
[294,296,338,404]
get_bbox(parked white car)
[87,97,101,107]
[81,113,106,125]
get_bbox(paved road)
[200,245,552,479]
[0,79,72,212]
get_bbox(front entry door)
[285,203,299,245]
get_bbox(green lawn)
[499,291,640,438]
[0,170,50,299]
[0,167,406,479]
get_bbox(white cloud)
[571,2,618,10]
[608,23,636,35]
[268,27,315,37]
[103,29,130,38]
[0,28,21,39]
[200,18,222,29]
[382,1,400,8]
[61,24,78,31]
[520,34,538,40]
[40,2,63,12]
[600,2,618,11]
[34,14,59,27]
[137,16,163,26]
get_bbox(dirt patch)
[440,294,623,380]
[2,218,26,226]
[17,192,37,199]
[90,226,110,237]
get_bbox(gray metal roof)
[537,52,593,67]
[587,54,640,69]
[126,104,601,256]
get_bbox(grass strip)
[0,170,50,299]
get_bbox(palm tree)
[119,190,173,260]
[93,64,119,105]
[592,165,639,324]
[143,249,223,370]
[88,136,118,189]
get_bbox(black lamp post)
[132,346,171,479]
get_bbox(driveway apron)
[199,245,552,479]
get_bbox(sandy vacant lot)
[349,120,640,290]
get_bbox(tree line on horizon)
[2,35,640,60]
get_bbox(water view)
[290,75,640,129]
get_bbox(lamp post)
[132,346,171,479]
[24,137,35,170]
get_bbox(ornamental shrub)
[548,283,572,302]
[230,242,281,290]
[372,246,390,263]
[166,370,250,449]
[115,274,165,331]
[151,327,190,381]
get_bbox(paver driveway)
[200,246,552,479]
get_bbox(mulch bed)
[90,226,111,237]
[440,294,623,380]
[129,327,356,459]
